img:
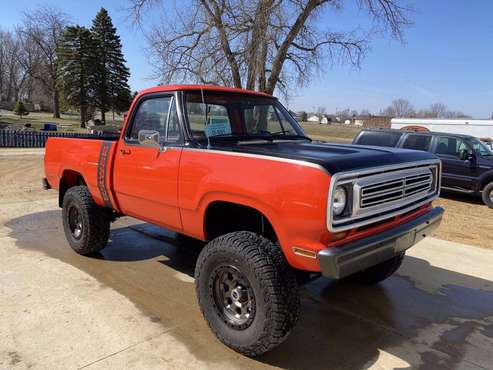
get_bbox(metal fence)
[0,130,118,148]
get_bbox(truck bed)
[44,137,119,209]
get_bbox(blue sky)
[1,0,492,117]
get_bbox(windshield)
[469,138,493,156]
[184,91,307,141]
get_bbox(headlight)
[333,186,347,217]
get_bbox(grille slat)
[360,171,433,209]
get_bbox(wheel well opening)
[481,175,493,191]
[204,201,277,242]
[59,170,86,207]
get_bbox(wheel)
[354,252,405,284]
[194,231,299,357]
[62,186,111,255]
[482,182,493,208]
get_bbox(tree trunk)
[265,0,324,94]
[201,0,242,88]
[80,106,86,126]
[246,0,273,90]
[52,89,60,118]
[101,108,106,124]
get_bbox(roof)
[361,127,475,139]
[392,118,493,125]
[137,84,275,98]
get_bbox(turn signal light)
[292,247,317,259]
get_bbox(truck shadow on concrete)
[6,210,493,370]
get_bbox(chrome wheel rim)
[211,265,255,329]
[68,206,83,239]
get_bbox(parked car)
[44,85,443,356]
[353,129,493,207]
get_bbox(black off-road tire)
[195,231,300,357]
[62,186,111,255]
[354,252,405,284]
[482,182,493,208]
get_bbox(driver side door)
[113,93,183,230]
[433,136,477,191]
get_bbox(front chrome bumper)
[318,206,444,279]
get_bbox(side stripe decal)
[97,141,113,208]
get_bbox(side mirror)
[459,149,471,161]
[138,130,160,147]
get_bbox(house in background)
[307,115,320,123]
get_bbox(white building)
[307,115,320,123]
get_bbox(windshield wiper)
[254,129,311,141]
[263,132,312,141]
[205,132,311,142]
[207,133,272,141]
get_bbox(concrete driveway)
[1,196,493,369]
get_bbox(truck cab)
[44,85,444,356]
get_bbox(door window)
[435,137,468,157]
[402,134,432,151]
[127,96,180,143]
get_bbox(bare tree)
[128,0,411,96]
[336,108,352,120]
[316,106,326,118]
[19,6,69,118]
[428,102,447,118]
[442,111,471,119]
[0,30,29,102]
[416,102,447,118]
[381,98,415,117]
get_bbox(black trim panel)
[97,141,113,208]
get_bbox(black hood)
[205,140,438,174]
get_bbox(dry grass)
[300,122,361,143]
[433,192,493,250]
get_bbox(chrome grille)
[327,160,441,232]
[360,171,432,208]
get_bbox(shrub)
[13,101,29,118]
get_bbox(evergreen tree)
[91,8,131,123]
[13,101,29,118]
[58,26,97,126]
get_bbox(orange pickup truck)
[44,85,444,356]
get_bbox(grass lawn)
[300,122,361,143]
[0,110,123,132]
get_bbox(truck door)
[433,136,478,191]
[113,93,183,230]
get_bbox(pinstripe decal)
[97,141,113,208]
[181,147,330,175]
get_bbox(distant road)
[0,148,45,156]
